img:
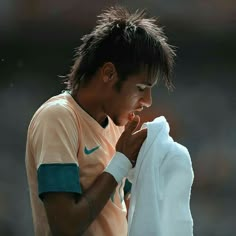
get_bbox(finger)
[125,115,140,134]
[133,128,147,140]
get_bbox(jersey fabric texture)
[25,91,128,236]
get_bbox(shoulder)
[30,93,78,127]
[27,94,80,146]
[40,102,75,120]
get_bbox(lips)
[128,107,143,121]
[128,112,135,121]
[135,107,143,112]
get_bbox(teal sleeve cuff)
[37,163,82,200]
[124,178,132,195]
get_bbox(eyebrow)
[137,80,157,88]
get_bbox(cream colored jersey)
[25,91,128,236]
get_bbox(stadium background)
[0,0,235,235]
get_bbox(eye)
[137,85,146,92]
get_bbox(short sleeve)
[160,143,194,235]
[30,102,82,198]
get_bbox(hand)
[116,115,147,164]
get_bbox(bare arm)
[43,116,147,235]
[43,172,117,236]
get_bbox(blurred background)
[0,0,235,235]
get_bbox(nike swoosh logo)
[84,146,100,155]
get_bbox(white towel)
[127,116,194,236]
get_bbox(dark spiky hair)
[65,6,176,91]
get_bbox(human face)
[106,72,156,126]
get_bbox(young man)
[25,6,175,236]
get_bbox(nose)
[140,88,152,108]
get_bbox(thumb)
[125,115,140,134]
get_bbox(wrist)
[104,152,132,183]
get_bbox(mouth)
[135,107,143,112]
[128,112,135,121]
[128,107,143,121]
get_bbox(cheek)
[121,95,140,112]
[128,93,141,105]
[116,88,141,111]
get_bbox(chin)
[111,116,128,127]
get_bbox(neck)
[71,88,107,126]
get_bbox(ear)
[101,62,117,83]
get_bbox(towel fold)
[127,116,194,236]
